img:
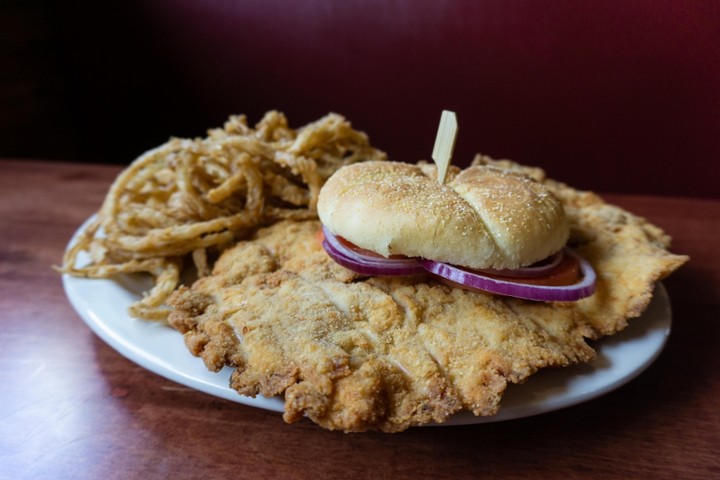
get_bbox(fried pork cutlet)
[167,163,687,432]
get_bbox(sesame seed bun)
[317,161,569,270]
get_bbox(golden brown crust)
[167,160,688,433]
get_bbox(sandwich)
[168,155,687,432]
[317,160,596,302]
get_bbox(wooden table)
[2,159,718,479]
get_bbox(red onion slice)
[419,249,596,302]
[321,226,596,301]
[322,228,425,276]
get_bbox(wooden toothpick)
[431,110,458,185]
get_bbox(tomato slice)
[466,254,581,287]
[336,236,409,259]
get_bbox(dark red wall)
[4,1,719,197]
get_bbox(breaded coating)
[168,162,687,432]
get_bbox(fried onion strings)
[60,111,386,321]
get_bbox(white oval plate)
[62,221,672,425]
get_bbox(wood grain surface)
[1,159,718,480]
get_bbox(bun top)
[317,161,569,270]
